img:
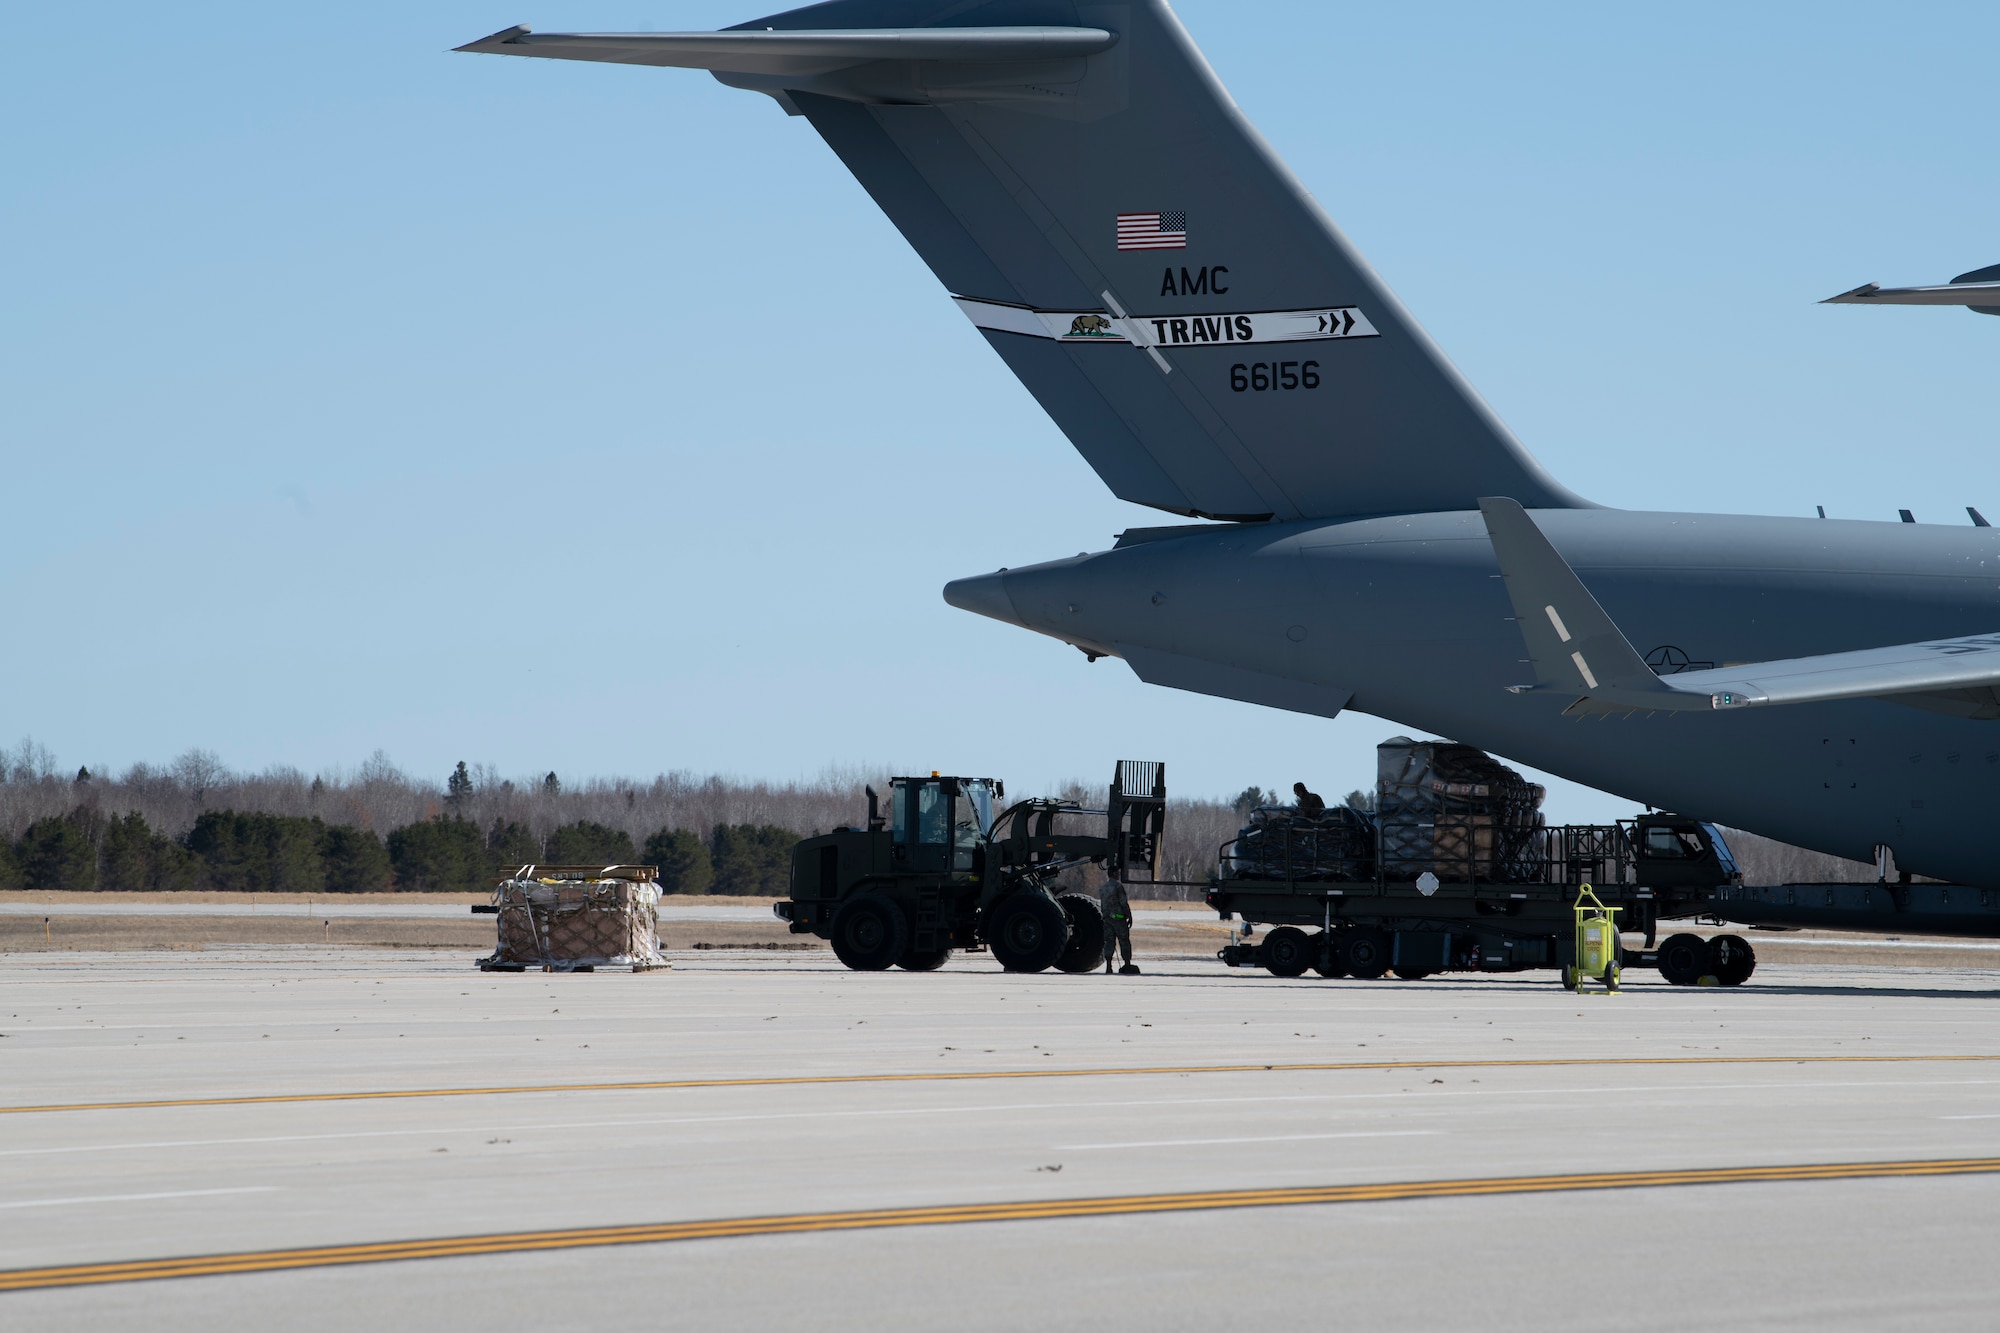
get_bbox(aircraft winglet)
[1477,498,1692,715]
[1480,496,2000,717]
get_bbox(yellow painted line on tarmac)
[7,1053,2000,1117]
[4,1157,1996,1292]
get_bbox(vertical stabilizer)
[461,3,1590,520]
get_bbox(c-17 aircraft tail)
[458,1,1586,523]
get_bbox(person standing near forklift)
[1099,876,1139,975]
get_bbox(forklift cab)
[889,776,1001,875]
[1632,816,1740,890]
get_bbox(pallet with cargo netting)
[476,864,669,973]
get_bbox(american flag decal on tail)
[1116,211,1187,251]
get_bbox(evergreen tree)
[485,819,541,877]
[642,828,712,895]
[184,812,327,893]
[542,771,560,795]
[17,811,100,892]
[1233,786,1272,813]
[320,825,392,893]
[74,765,92,785]
[708,823,797,895]
[544,820,637,865]
[446,761,473,807]
[0,838,20,891]
[99,812,198,892]
[386,816,485,892]
[100,812,153,891]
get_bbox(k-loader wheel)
[1261,925,1313,978]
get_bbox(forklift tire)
[896,946,953,972]
[1343,926,1391,980]
[988,893,1069,973]
[1311,931,1348,978]
[1262,926,1314,978]
[1561,964,1579,991]
[1709,934,1757,987]
[1656,933,1708,986]
[829,895,908,972]
[1054,894,1107,973]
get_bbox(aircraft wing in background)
[1479,497,2000,717]
[1823,263,2000,315]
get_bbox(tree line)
[0,804,803,895]
[0,740,1877,896]
[0,744,1249,897]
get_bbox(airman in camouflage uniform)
[1099,877,1138,975]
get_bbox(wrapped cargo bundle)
[479,868,667,972]
[1376,738,1546,883]
[1224,804,1375,882]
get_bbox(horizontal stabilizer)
[453,25,1117,73]
[1661,634,2000,713]
[1480,497,2000,716]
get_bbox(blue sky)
[5,2,1996,818]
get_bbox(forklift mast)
[1108,759,1166,885]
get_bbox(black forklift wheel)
[1053,893,1107,973]
[988,893,1069,973]
[1656,933,1708,986]
[829,894,909,971]
[1709,933,1757,987]
[1262,926,1313,978]
[896,946,953,972]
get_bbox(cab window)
[916,781,949,846]
[961,780,995,836]
[1642,826,1705,858]
[1701,823,1740,875]
[955,780,993,873]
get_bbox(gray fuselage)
[949,509,2000,885]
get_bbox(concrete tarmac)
[4,947,1999,1329]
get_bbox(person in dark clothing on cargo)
[1294,782,1326,816]
[1099,877,1138,975]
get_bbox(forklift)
[776,760,1165,973]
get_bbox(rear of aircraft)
[460,0,1587,524]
